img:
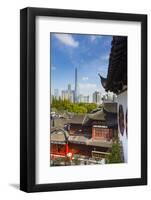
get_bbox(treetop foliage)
[51,97,98,114]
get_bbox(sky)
[50,33,112,102]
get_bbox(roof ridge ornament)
[98,73,107,89]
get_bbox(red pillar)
[66,143,69,155]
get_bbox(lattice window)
[94,128,110,138]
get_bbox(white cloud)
[82,77,88,81]
[90,35,102,42]
[101,54,109,61]
[90,36,96,42]
[54,34,79,47]
[79,83,97,90]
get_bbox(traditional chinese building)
[50,129,69,159]
[67,103,118,158]
[50,102,118,164]
[99,36,128,162]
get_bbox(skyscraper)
[61,84,74,102]
[61,90,68,100]
[68,84,74,102]
[54,89,59,100]
[68,84,71,92]
[79,94,89,103]
[74,67,78,103]
[93,91,101,104]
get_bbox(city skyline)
[52,67,99,103]
[52,83,115,104]
[52,80,105,103]
[52,67,103,103]
[50,33,112,102]
[52,67,117,104]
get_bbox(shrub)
[106,139,123,164]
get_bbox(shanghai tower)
[74,67,78,103]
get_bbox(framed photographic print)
[20,7,147,192]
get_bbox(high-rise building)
[70,90,75,103]
[61,85,75,102]
[83,95,89,103]
[93,91,101,104]
[68,84,71,92]
[79,94,83,103]
[67,84,72,101]
[79,94,89,103]
[61,90,68,100]
[54,89,59,100]
[74,67,78,103]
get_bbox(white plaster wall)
[117,90,128,162]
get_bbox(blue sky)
[50,33,112,102]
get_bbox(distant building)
[83,95,89,103]
[79,94,89,103]
[54,89,59,100]
[67,84,71,100]
[61,90,68,100]
[67,84,74,102]
[61,85,75,102]
[74,68,79,103]
[68,84,71,91]
[93,91,101,104]
[70,90,75,103]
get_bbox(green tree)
[106,139,123,164]
[51,99,98,114]
[72,155,81,165]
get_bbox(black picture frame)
[20,7,147,192]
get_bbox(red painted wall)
[51,144,66,156]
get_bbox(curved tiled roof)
[67,115,85,124]
[99,36,127,94]
[68,135,89,144]
[84,103,117,127]
[88,139,113,148]
[103,102,117,114]
[86,109,105,121]
[84,103,117,122]
[50,129,69,143]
